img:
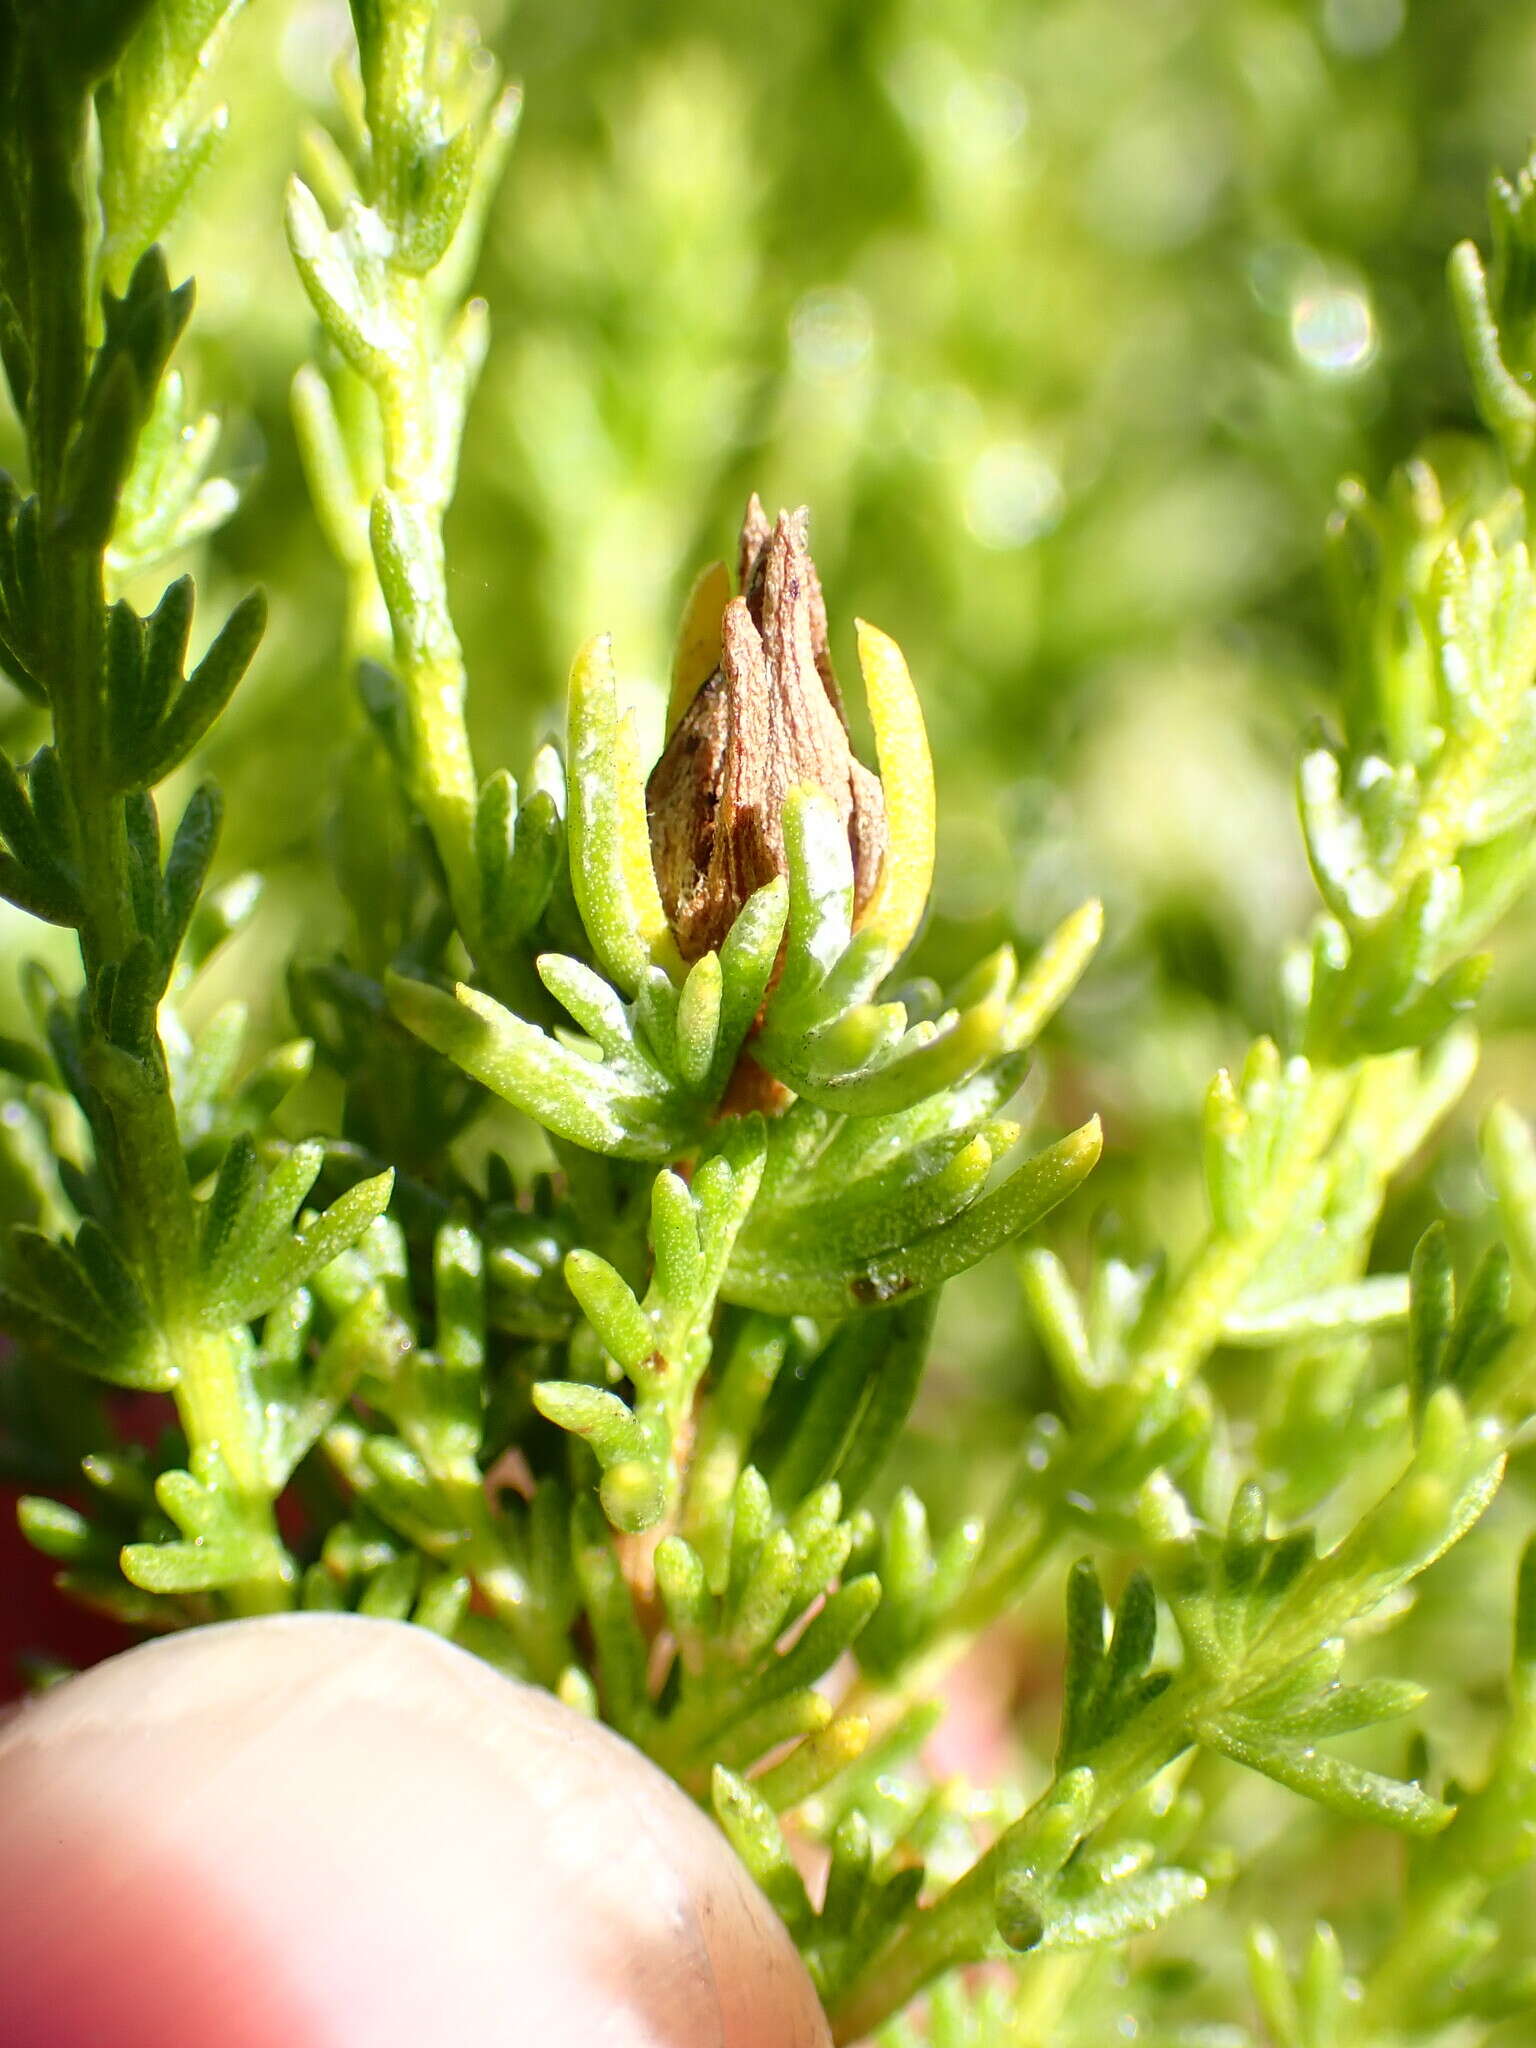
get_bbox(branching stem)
[12,28,290,1615]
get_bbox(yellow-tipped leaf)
[666,558,730,735]
[855,619,935,962]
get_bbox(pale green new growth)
[2,3,1536,2044]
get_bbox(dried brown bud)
[647,498,887,963]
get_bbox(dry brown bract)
[647,496,887,963]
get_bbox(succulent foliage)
[1,2,1536,2042]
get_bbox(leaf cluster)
[4,11,1536,2048]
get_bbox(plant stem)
[1125,1067,1353,1403]
[950,1067,1352,1644]
[19,45,291,1617]
[828,1679,1193,2042]
[371,275,482,952]
[830,1400,1486,2039]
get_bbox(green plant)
[2,2,1536,2042]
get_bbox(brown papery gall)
[0,1614,831,2048]
[647,498,887,963]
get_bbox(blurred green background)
[4,0,1535,1366]
[5,3,1536,2023]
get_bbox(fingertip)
[0,1615,830,2047]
